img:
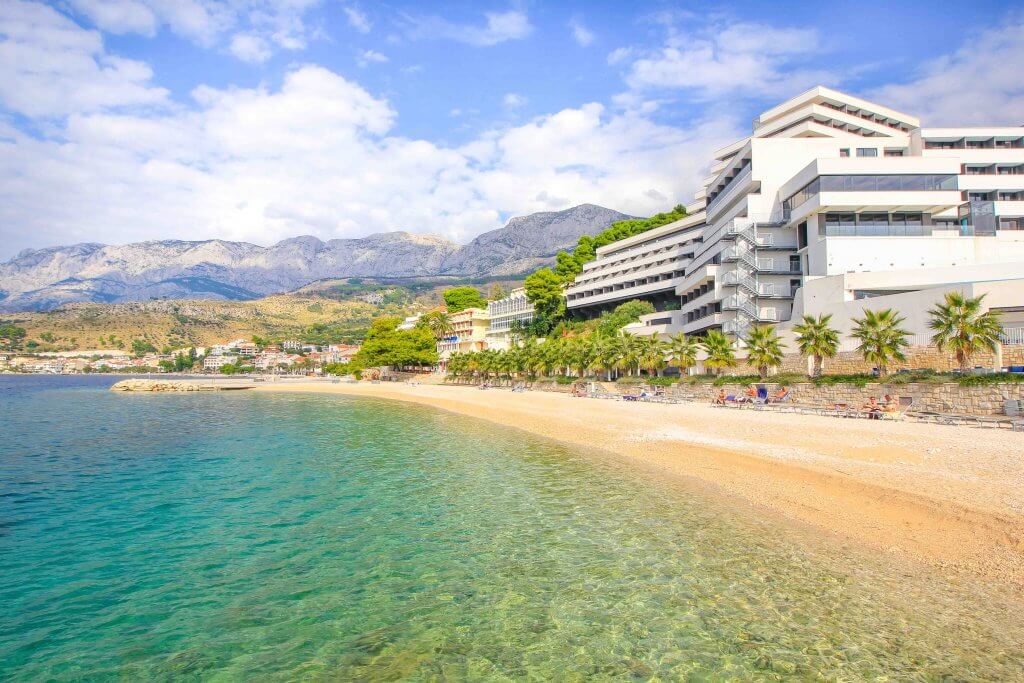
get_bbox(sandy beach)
[257,381,1024,591]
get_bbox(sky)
[1,0,1023,260]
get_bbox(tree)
[131,339,157,358]
[850,308,910,377]
[792,314,840,377]
[443,287,486,313]
[488,282,508,301]
[927,292,1002,373]
[524,268,565,333]
[667,333,699,374]
[353,317,439,369]
[744,325,785,380]
[0,323,27,349]
[554,251,583,282]
[701,330,737,376]
[596,300,656,337]
[591,337,620,380]
[637,336,669,376]
[418,311,453,338]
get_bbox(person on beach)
[714,389,727,405]
[862,396,882,419]
[773,385,789,401]
[741,384,758,403]
[882,394,900,415]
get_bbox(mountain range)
[0,204,631,312]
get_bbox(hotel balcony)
[780,158,964,224]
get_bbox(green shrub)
[811,374,873,387]
[646,376,679,386]
[615,376,646,384]
[956,373,1024,386]
[554,375,577,385]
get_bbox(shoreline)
[255,380,1024,593]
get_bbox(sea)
[1,374,1022,680]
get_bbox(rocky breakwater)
[110,379,251,392]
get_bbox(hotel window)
[839,148,850,157]
[884,148,905,157]
[858,213,889,226]
[890,212,923,226]
[856,148,878,157]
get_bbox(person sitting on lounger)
[882,394,900,414]
[772,385,790,402]
[741,384,758,403]
[714,389,727,405]
[862,396,882,418]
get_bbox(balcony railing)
[1002,326,1024,345]
[823,223,976,237]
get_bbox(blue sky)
[1,0,1023,259]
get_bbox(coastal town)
[0,338,361,375]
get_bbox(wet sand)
[257,381,1024,592]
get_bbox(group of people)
[860,394,902,419]
[713,384,790,405]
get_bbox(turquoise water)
[1,376,1022,681]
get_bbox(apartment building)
[584,85,1024,345]
[485,288,534,350]
[436,307,489,370]
[565,204,706,318]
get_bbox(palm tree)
[744,325,785,380]
[620,334,644,376]
[792,313,840,378]
[517,337,541,378]
[667,333,699,376]
[701,330,737,376]
[927,292,1002,373]
[592,337,619,381]
[538,341,560,377]
[850,308,910,377]
[637,336,668,376]
[419,311,453,338]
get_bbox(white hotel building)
[566,86,1024,347]
[485,288,535,350]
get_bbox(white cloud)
[0,54,738,257]
[614,20,835,100]
[67,0,157,36]
[870,20,1024,126]
[0,0,168,118]
[356,49,388,67]
[66,0,322,60]
[229,33,272,63]
[569,19,594,47]
[404,10,532,47]
[343,5,370,33]
[502,93,527,108]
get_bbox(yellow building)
[437,307,489,370]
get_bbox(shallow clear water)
[1,375,1022,681]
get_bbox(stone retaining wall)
[661,381,1024,416]
[443,377,1023,416]
[774,344,1024,375]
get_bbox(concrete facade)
[573,86,1024,351]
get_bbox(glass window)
[884,148,905,157]
[839,148,850,157]
[858,213,889,226]
[856,148,878,157]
